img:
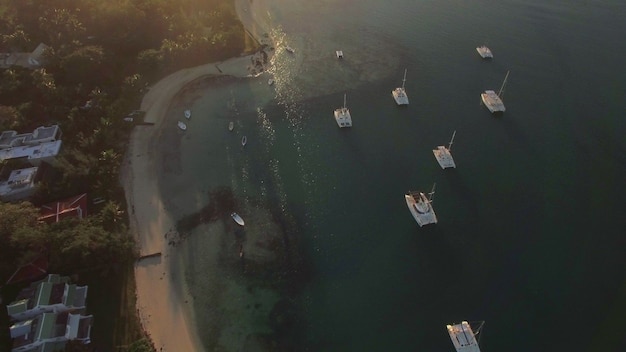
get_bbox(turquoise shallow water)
[158,0,626,350]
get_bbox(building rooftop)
[38,193,87,224]
[0,140,62,162]
[0,167,38,199]
[0,125,61,149]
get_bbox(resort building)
[9,311,93,352]
[6,274,89,322]
[0,43,49,69]
[0,125,63,166]
[38,193,88,224]
[0,167,40,202]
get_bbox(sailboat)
[334,93,352,128]
[446,321,484,352]
[481,70,509,113]
[433,130,457,169]
[405,183,437,227]
[392,68,409,105]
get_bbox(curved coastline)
[121,0,272,351]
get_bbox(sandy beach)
[121,1,273,351]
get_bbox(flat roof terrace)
[0,140,62,162]
[0,125,61,149]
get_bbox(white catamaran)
[476,45,493,59]
[405,183,437,227]
[392,68,409,105]
[447,321,484,352]
[433,130,457,169]
[481,70,509,113]
[334,93,352,128]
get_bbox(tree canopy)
[0,0,250,350]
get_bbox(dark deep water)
[168,0,626,350]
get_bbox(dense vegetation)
[0,0,250,351]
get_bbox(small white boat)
[184,109,191,119]
[241,135,247,146]
[405,183,437,227]
[231,212,245,226]
[447,321,484,352]
[334,93,352,128]
[392,68,409,105]
[285,46,295,53]
[336,50,344,59]
[177,121,187,131]
[228,121,234,131]
[476,45,493,59]
[433,130,457,169]
[268,78,274,86]
[481,70,509,113]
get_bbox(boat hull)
[334,108,352,128]
[447,321,481,352]
[476,46,493,59]
[481,91,505,113]
[231,212,245,226]
[392,88,409,105]
[433,147,456,169]
[405,194,437,227]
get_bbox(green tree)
[0,202,47,280]
[128,338,154,352]
[38,8,86,49]
[0,105,24,130]
[59,45,105,85]
[48,212,134,276]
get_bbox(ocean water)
[157,0,626,350]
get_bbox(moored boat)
[241,135,247,146]
[476,45,493,59]
[447,321,484,352]
[392,68,409,105]
[481,70,509,113]
[231,212,245,226]
[177,121,187,131]
[184,109,191,119]
[334,93,352,128]
[433,130,457,169]
[405,183,437,227]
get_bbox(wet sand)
[121,0,274,350]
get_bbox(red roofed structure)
[38,193,88,224]
[4,254,48,286]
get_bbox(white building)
[10,311,93,352]
[0,125,62,166]
[6,274,88,322]
[0,167,39,202]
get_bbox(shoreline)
[121,0,273,351]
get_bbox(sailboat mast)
[428,183,436,202]
[402,68,407,89]
[498,70,510,98]
[448,130,456,151]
